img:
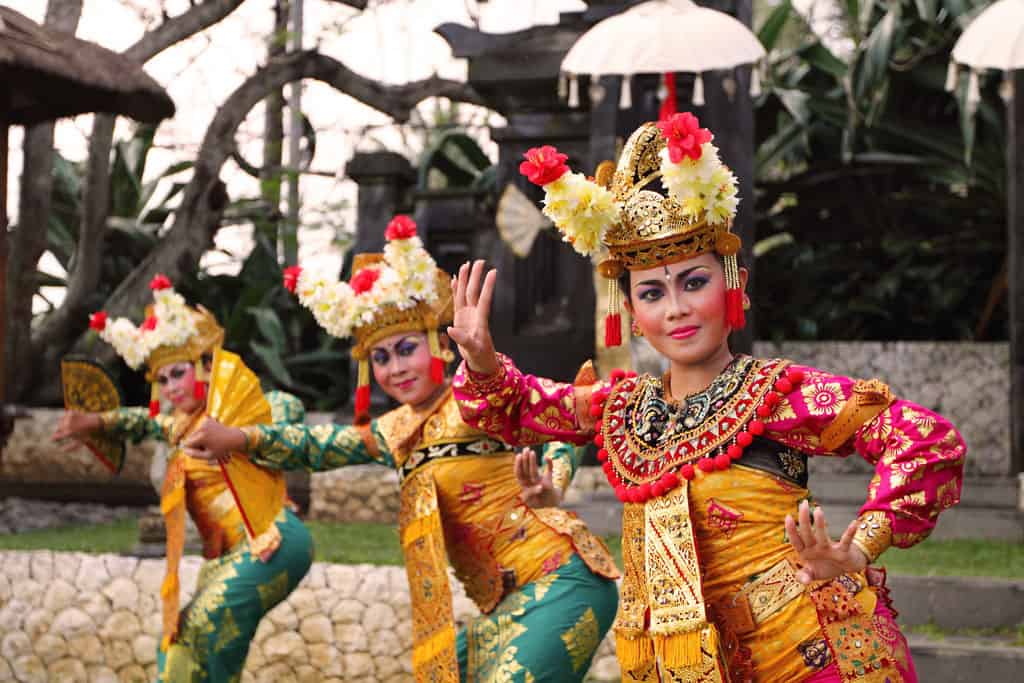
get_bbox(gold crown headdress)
[285,216,453,424]
[519,113,743,346]
[89,275,225,416]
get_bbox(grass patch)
[907,622,1024,647]
[1,520,1021,581]
[0,517,405,565]
[878,539,1024,579]
[307,521,402,565]
[0,517,138,554]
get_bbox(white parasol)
[947,0,1024,106]
[559,0,765,108]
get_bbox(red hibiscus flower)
[141,315,158,331]
[283,265,302,293]
[89,311,108,332]
[385,215,417,241]
[350,267,380,295]
[149,273,172,291]
[519,145,569,186]
[657,112,712,164]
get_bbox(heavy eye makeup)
[634,266,711,303]
[156,366,188,385]
[370,336,422,366]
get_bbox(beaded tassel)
[724,253,745,330]
[605,276,622,347]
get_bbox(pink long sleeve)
[765,365,966,559]
[452,354,596,447]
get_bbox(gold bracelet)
[851,510,892,563]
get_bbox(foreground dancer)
[449,117,966,682]
[52,277,312,682]
[183,217,619,682]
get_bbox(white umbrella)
[560,0,765,108]
[947,0,1024,106]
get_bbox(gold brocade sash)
[159,450,188,652]
[616,481,730,681]
[399,467,460,683]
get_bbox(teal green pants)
[457,553,619,682]
[156,508,313,682]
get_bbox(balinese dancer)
[182,216,620,683]
[52,276,313,682]
[448,115,966,682]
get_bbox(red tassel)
[659,73,678,120]
[354,385,371,421]
[193,381,207,401]
[605,312,622,347]
[430,357,445,384]
[149,400,160,418]
[725,289,746,330]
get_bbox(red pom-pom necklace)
[592,366,806,504]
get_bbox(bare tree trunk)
[32,51,482,385]
[5,0,83,400]
[23,0,248,403]
[257,0,288,249]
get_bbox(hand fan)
[60,356,126,473]
[205,348,285,556]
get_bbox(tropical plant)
[752,0,1007,341]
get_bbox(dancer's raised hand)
[51,411,102,452]
[785,500,868,584]
[515,447,561,508]
[447,260,499,376]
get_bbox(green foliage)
[175,234,351,412]
[38,123,351,410]
[753,0,1007,341]
[41,124,189,321]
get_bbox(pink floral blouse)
[453,353,966,560]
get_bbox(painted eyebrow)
[633,265,707,289]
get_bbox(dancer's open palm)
[448,260,499,376]
[786,500,868,584]
[515,447,561,508]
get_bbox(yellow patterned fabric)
[383,391,618,682]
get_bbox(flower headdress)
[89,275,225,416]
[519,113,743,346]
[286,216,453,423]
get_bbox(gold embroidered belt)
[398,436,510,482]
[712,557,806,637]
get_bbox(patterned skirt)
[158,508,313,682]
[456,553,619,682]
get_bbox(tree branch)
[26,0,251,402]
[124,0,247,63]
[99,49,483,318]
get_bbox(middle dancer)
[183,216,619,683]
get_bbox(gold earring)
[742,295,751,311]
[440,349,455,363]
[631,320,644,337]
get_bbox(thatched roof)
[0,6,175,126]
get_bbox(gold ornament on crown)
[288,216,453,422]
[519,113,746,345]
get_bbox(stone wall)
[0,550,619,682]
[1,410,157,487]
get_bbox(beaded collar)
[591,356,805,503]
